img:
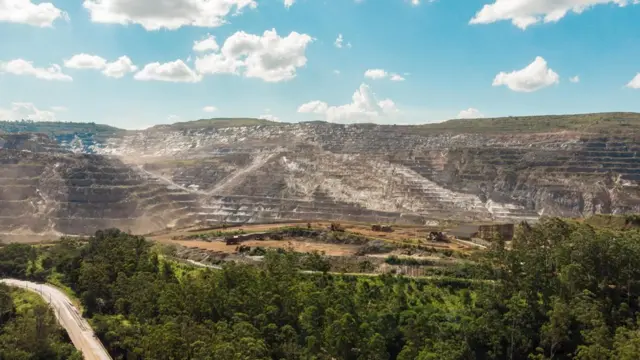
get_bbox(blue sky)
[1,0,640,129]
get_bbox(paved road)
[0,279,112,360]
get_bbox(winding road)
[0,279,112,360]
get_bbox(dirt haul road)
[0,279,112,360]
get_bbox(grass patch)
[46,271,82,310]
[10,288,47,315]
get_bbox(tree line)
[0,217,639,359]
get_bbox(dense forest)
[1,217,640,359]
[0,284,81,359]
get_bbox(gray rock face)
[1,117,639,237]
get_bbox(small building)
[449,223,515,241]
[449,225,480,240]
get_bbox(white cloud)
[569,75,580,83]
[284,0,295,8]
[297,100,328,114]
[203,106,218,112]
[193,34,219,52]
[364,69,388,79]
[83,0,257,31]
[334,34,351,48]
[258,114,279,122]
[194,52,243,75]
[134,59,202,83]
[0,102,58,121]
[627,73,640,89]
[333,70,341,75]
[364,69,405,81]
[64,54,108,69]
[0,0,68,27]
[196,29,313,82]
[64,54,137,78]
[0,59,72,81]
[102,56,138,78]
[470,0,639,30]
[457,108,485,119]
[492,56,559,92]
[51,106,68,112]
[297,83,399,123]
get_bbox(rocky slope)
[1,113,639,239]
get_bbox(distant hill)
[147,118,283,131]
[408,112,640,135]
[0,120,124,138]
[4,113,640,136]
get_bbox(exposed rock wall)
[1,117,639,238]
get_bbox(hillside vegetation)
[409,112,640,135]
[0,284,81,359]
[6,112,640,137]
[1,217,640,359]
[149,117,283,131]
[0,120,123,138]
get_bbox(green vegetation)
[406,112,640,135]
[150,117,282,131]
[583,214,640,230]
[0,120,123,138]
[0,285,81,359]
[2,217,640,359]
[182,229,246,240]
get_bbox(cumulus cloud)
[0,102,58,121]
[284,0,295,8]
[83,0,257,31]
[627,73,640,89]
[195,29,313,82]
[193,34,219,52]
[0,59,72,81]
[334,34,351,48]
[570,75,580,83]
[492,56,559,92]
[64,54,137,78]
[102,56,138,78]
[135,59,202,83]
[457,108,485,119]
[364,69,388,80]
[390,73,406,81]
[258,114,279,122]
[203,106,217,112]
[0,0,68,27]
[470,0,639,30]
[64,54,108,69]
[194,53,243,74]
[297,100,328,114]
[297,83,399,123]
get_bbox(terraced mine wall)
[2,116,640,239]
[0,134,202,238]
[95,121,640,225]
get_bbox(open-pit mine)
[1,113,639,242]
